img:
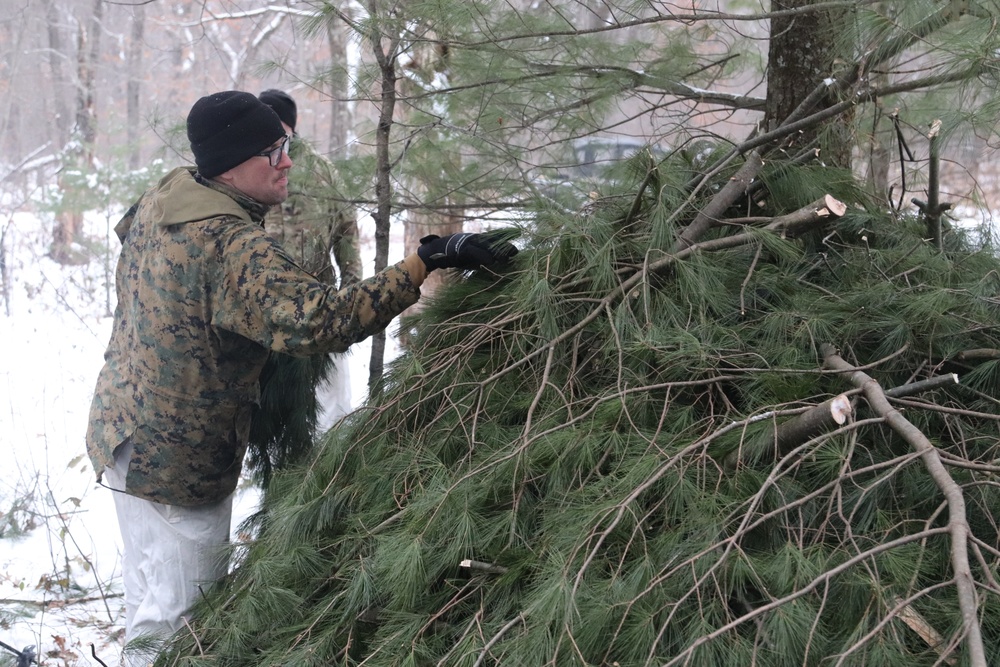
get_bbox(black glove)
[417,232,518,271]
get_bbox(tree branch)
[820,343,987,667]
[483,195,846,386]
[672,151,765,252]
[884,373,959,398]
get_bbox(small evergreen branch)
[821,343,988,667]
[956,348,1000,361]
[884,372,959,398]
[969,538,1000,592]
[887,397,1000,424]
[723,394,852,469]
[484,195,847,388]
[912,120,953,251]
[620,149,661,228]
[459,559,508,574]
[672,151,765,252]
[936,452,1000,475]
[180,616,204,657]
[662,527,953,667]
[473,614,524,667]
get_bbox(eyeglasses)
[254,135,290,167]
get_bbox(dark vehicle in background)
[537,137,668,206]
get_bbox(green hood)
[115,167,255,242]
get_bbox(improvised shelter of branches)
[158,139,1000,665]
[142,2,1000,666]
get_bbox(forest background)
[4,0,1000,665]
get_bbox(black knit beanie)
[187,91,286,178]
[259,89,297,133]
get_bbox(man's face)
[215,134,292,206]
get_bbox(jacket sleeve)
[210,216,420,356]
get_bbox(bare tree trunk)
[76,0,102,148]
[862,5,891,201]
[368,16,400,390]
[327,17,352,157]
[127,3,146,171]
[864,93,893,203]
[0,22,26,177]
[53,0,102,265]
[1,219,10,317]
[764,0,853,168]
[45,0,72,149]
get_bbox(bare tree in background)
[126,3,145,171]
[52,0,103,264]
[45,1,73,150]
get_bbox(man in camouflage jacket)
[85,90,516,660]
[251,90,360,475]
[260,89,361,288]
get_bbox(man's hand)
[417,233,518,271]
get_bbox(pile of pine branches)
[162,148,1000,666]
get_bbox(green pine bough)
[162,151,1000,667]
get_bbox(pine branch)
[485,194,847,388]
[474,614,524,667]
[883,373,959,398]
[956,349,1000,361]
[459,1,882,47]
[459,559,508,574]
[710,359,984,662]
[723,394,852,469]
[820,343,988,667]
[672,151,765,252]
[662,527,953,667]
[735,66,982,160]
[772,393,852,453]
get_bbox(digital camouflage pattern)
[253,136,362,487]
[87,167,422,506]
[264,137,361,287]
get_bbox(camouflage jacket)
[87,167,421,506]
[264,138,362,287]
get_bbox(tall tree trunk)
[45,0,72,150]
[53,0,103,265]
[75,0,102,148]
[127,3,146,171]
[327,17,352,157]
[368,14,400,390]
[863,77,893,204]
[764,0,853,168]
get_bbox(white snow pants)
[103,441,233,665]
[316,352,354,431]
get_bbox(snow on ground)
[0,208,405,666]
